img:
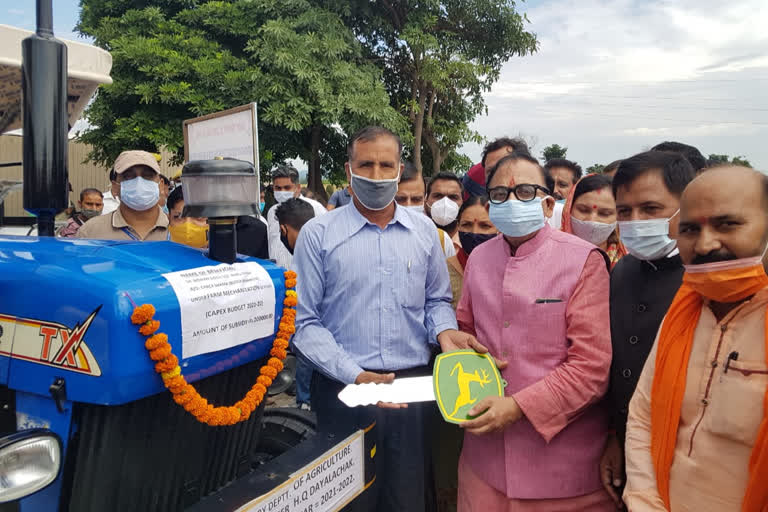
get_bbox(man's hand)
[459,396,523,434]
[354,371,407,409]
[600,433,625,509]
[437,330,507,370]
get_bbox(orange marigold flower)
[139,320,160,336]
[254,383,267,395]
[260,366,278,379]
[268,357,285,372]
[173,391,193,406]
[283,296,298,307]
[155,355,179,373]
[149,344,172,361]
[285,279,297,289]
[131,304,156,325]
[270,348,288,360]
[284,270,297,280]
[257,375,272,388]
[145,333,168,350]
[273,339,289,350]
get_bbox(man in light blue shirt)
[292,126,483,511]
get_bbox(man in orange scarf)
[623,165,768,511]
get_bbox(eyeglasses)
[487,184,551,204]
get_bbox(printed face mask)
[619,211,679,261]
[458,231,496,255]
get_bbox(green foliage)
[76,0,405,187]
[707,154,752,168]
[320,0,538,175]
[541,144,568,162]
[586,163,605,174]
[731,156,752,168]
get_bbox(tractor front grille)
[63,359,266,511]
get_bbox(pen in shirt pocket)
[407,260,411,273]
[535,298,563,304]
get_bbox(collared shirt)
[102,190,120,215]
[292,202,457,384]
[77,207,169,241]
[328,187,352,208]
[457,226,611,499]
[624,289,768,511]
[266,196,326,269]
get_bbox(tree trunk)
[412,83,427,174]
[307,124,328,202]
[425,91,441,175]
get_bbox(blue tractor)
[0,3,373,511]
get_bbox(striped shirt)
[292,201,457,384]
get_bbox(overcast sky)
[9,0,768,170]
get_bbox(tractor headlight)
[0,430,61,502]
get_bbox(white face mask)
[570,217,617,246]
[274,190,295,204]
[120,177,159,212]
[619,210,679,261]
[429,197,460,226]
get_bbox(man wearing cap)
[78,150,169,241]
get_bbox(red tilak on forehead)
[698,217,708,225]
[593,205,598,209]
[595,188,603,194]
[507,176,516,187]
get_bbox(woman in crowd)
[446,195,497,309]
[167,186,209,248]
[561,174,626,268]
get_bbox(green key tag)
[433,350,507,424]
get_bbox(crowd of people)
[61,126,766,512]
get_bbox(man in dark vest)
[599,150,695,507]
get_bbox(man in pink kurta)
[455,152,613,511]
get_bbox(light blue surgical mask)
[618,210,679,261]
[120,177,159,212]
[259,201,266,212]
[489,197,547,238]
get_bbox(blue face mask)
[618,211,679,261]
[488,197,547,238]
[120,177,159,212]
[259,201,265,213]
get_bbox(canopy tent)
[0,24,112,134]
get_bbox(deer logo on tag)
[433,350,505,424]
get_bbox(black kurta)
[608,252,684,444]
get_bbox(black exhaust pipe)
[21,0,69,236]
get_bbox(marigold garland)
[130,271,297,426]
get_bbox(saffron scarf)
[650,284,768,510]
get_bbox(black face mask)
[458,231,496,255]
[280,230,294,255]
